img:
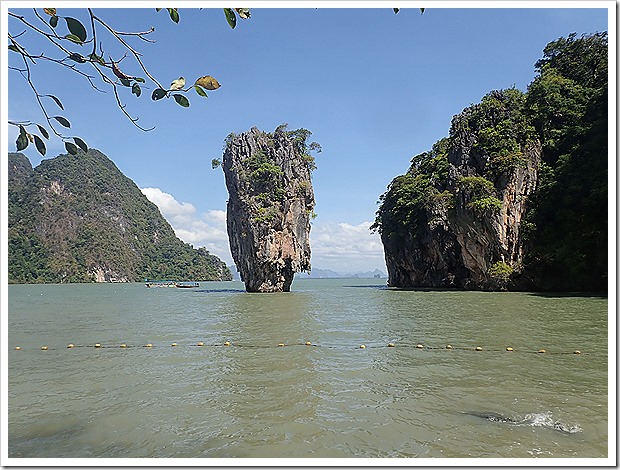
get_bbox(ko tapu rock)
[373,90,541,290]
[222,125,319,292]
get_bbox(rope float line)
[13,342,588,355]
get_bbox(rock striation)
[374,90,541,290]
[222,126,316,292]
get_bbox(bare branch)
[92,13,165,89]
[15,51,66,139]
[111,83,156,132]
[32,8,57,36]
[9,11,74,56]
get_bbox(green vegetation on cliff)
[373,32,607,292]
[373,87,532,236]
[524,32,608,291]
[8,149,232,283]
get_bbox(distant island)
[8,149,231,284]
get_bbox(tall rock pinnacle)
[222,125,317,292]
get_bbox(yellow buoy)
[359,344,366,349]
[475,346,483,351]
[41,346,48,350]
[538,349,546,354]
[387,343,395,348]
[14,346,21,350]
[67,343,74,348]
[446,345,453,350]
[416,344,424,349]
[197,342,204,347]
[278,343,285,347]
[171,343,178,347]
[94,343,101,348]
[120,343,127,348]
[506,347,514,351]
[305,341,312,346]
[145,343,153,348]
[574,350,581,355]
[224,341,231,346]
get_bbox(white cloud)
[141,188,233,266]
[141,187,386,274]
[309,221,386,273]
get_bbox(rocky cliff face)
[376,90,541,290]
[222,126,316,292]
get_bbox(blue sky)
[5,2,611,273]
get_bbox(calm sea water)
[7,279,609,461]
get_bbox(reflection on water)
[7,279,608,459]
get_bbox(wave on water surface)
[466,410,582,434]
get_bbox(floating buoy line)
[11,341,591,355]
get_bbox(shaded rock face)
[378,90,541,290]
[223,127,315,292]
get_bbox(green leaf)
[88,52,105,65]
[420,8,425,14]
[173,94,190,108]
[167,8,179,23]
[120,77,131,87]
[34,135,46,156]
[134,77,146,83]
[151,88,167,101]
[156,8,162,12]
[132,83,142,97]
[65,17,87,42]
[65,141,79,155]
[393,8,400,14]
[224,8,236,29]
[73,136,88,152]
[64,33,83,45]
[16,126,28,151]
[211,158,221,169]
[37,125,49,139]
[53,116,71,128]
[69,52,86,63]
[45,94,64,110]
[8,44,20,53]
[194,84,208,98]
[50,15,58,28]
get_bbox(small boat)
[175,282,200,288]
[145,280,199,288]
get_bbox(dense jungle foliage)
[373,32,608,292]
[8,150,231,283]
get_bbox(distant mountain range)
[229,266,386,280]
[295,268,386,279]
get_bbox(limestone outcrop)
[374,90,541,290]
[222,126,316,292]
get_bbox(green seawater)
[7,279,609,459]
